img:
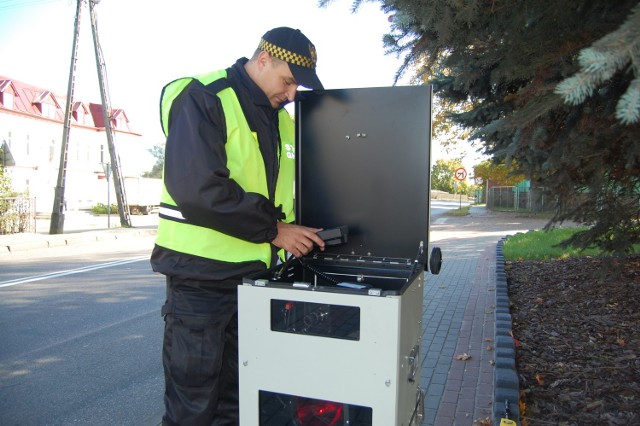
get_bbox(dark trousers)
[161,276,239,426]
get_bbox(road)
[430,198,470,216]
[0,200,466,425]
[0,234,165,426]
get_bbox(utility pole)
[49,0,83,234]
[89,0,130,227]
[50,0,130,233]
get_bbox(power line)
[0,0,66,12]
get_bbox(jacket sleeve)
[163,83,283,243]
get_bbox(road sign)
[454,167,467,181]
[475,177,484,185]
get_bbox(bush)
[0,197,33,234]
[91,203,119,215]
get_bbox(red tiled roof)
[0,79,16,93]
[0,74,139,135]
[88,102,104,127]
[72,100,88,113]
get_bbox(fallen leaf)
[474,417,492,426]
[585,400,604,411]
[535,373,544,385]
[455,353,472,361]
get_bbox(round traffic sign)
[454,167,467,181]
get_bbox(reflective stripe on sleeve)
[159,205,186,221]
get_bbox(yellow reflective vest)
[155,69,295,268]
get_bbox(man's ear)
[256,50,271,70]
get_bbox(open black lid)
[294,86,432,264]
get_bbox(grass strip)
[502,227,603,261]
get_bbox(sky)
[0,0,483,174]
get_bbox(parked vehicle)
[124,177,161,215]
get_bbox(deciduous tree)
[431,159,469,194]
[142,143,164,179]
[473,160,526,187]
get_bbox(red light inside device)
[295,398,344,426]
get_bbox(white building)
[0,74,143,213]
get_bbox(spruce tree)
[321,0,640,254]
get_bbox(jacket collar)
[229,57,290,110]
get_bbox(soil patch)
[507,255,640,425]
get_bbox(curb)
[493,237,520,425]
[1,228,157,254]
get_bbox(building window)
[39,102,58,119]
[73,106,89,125]
[1,91,14,109]
[33,92,59,119]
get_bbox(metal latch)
[408,344,419,383]
[409,387,425,425]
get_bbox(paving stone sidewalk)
[420,206,550,426]
[0,210,158,254]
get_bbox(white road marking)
[0,256,148,288]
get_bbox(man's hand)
[271,222,325,258]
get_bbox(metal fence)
[487,186,553,212]
[0,197,36,234]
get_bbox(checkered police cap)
[259,27,324,90]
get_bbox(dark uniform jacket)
[151,58,288,284]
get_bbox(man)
[151,27,326,425]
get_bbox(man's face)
[256,52,299,108]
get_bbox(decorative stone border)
[493,237,520,424]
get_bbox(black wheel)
[429,247,442,274]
